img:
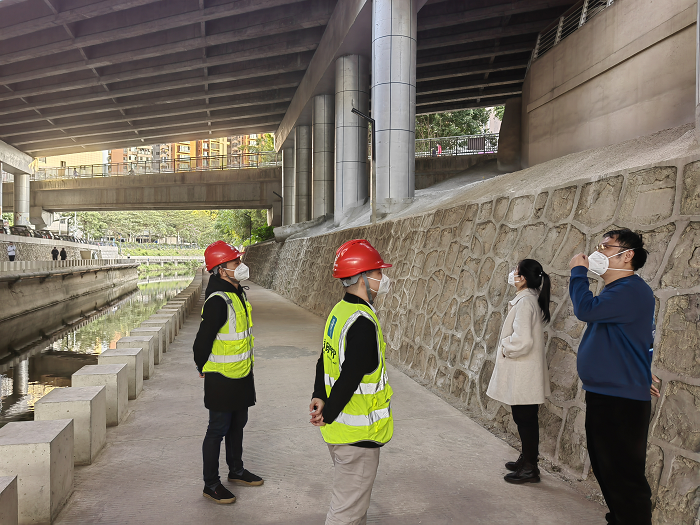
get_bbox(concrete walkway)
[55,282,605,524]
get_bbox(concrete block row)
[0,268,204,525]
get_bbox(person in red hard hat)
[193,241,263,505]
[309,239,394,525]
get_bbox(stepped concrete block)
[34,386,106,466]
[117,336,155,379]
[0,476,18,525]
[0,419,73,525]
[98,348,143,399]
[157,309,181,333]
[149,313,180,343]
[71,364,128,427]
[130,327,164,363]
[138,320,170,353]
[158,307,183,328]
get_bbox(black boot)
[505,454,523,472]
[504,463,540,484]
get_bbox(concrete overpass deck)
[54,280,605,524]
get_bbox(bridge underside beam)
[2,168,282,213]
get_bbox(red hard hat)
[333,239,391,279]
[204,241,242,272]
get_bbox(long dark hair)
[517,259,551,323]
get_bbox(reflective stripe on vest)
[201,290,254,379]
[320,300,393,445]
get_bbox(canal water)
[0,277,193,428]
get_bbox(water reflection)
[0,278,192,428]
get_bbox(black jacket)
[193,274,256,412]
[312,293,380,447]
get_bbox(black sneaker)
[203,483,236,504]
[228,469,264,486]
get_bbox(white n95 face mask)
[367,274,391,295]
[587,249,634,276]
[507,271,522,286]
[233,262,250,281]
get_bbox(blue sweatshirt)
[569,266,654,401]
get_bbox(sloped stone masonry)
[245,155,700,525]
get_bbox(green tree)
[214,209,268,244]
[76,212,108,240]
[243,133,275,153]
[416,109,491,139]
[494,105,505,121]
[2,212,13,227]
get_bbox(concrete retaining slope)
[245,152,700,524]
[0,263,139,357]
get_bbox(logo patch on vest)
[328,316,337,338]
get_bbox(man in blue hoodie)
[569,229,658,525]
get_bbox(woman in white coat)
[486,258,551,484]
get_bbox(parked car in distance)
[10,225,33,237]
[37,230,55,239]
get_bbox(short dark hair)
[603,229,648,270]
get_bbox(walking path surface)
[56,281,605,524]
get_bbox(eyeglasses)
[594,243,624,252]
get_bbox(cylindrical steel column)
[282,146,295,226]
[294,126,312,223]
[312,95,335,219]
[335,54,369,224]
[372,0,417,212]
[14,172,30,226]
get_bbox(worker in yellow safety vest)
[193,241,263,505]
[310,239,394,525]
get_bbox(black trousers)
[202,408,248,488]
[585,391,652,525]
[511,404,539,465]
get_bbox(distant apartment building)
[34,150,108,176]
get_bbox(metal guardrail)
[128,256,204,263]
[415,134,499,157]
[533,0,613,60]
[33,152,282,180]
[0,258,134,273]
[26,134,500,182]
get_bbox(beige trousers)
[325,444,381,525]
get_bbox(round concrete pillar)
[294,126,312,224]
[282,147,295,226]
[13,359,28,396]
[0,162,3,218]
[372,0,417,212]
[13,172,30,226]
[312,95,335,219]
[335,54,369,224]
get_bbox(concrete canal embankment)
[0,259,139,362]
[0,269,204,525]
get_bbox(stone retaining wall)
[245,154,700,525]
[0,234,109,262]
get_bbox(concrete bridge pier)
[312,95,334,219]
[335,55,369,224]
[13,174,30,227]
[294,126,312,223]
[282,147,295,226]
[372,0,417,215]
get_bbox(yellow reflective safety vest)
[201,290,254,379]
[320,300,393,445]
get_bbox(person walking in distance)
[486,259,551,484]
[193,241,263,505]
[6,243,16,261]
[51,247,59,260]
[310,239,394,525]
[59,247,67,260]
[569,229,658,525]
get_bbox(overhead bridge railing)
[33,152,282,181]
[415,134,499,157]
[532,0,613,61]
